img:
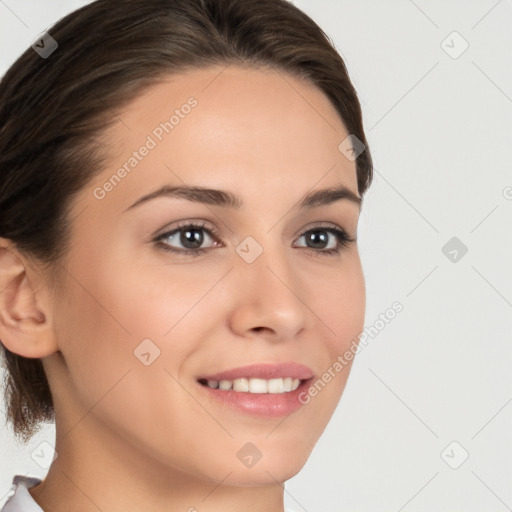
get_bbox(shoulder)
[1,475,44,512]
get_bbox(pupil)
[182,228,203,249]
[308,230,327,248]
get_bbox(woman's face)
[44,65,366,486]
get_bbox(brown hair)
[0,0,373,443]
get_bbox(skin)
[0,64,366,512]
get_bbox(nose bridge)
[237,231,293,293]
[232,232,308,334]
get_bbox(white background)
[1,1,511,510]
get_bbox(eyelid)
[298,220,347,234]
[153,219,220,239]
[296,220,356,238]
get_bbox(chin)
[217,451,311,487]
[221,470,303,487]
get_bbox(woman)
[0,0,373,510]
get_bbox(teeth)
[283,377,293,392]
[203,377,301,393]
[267,378,284,393]
[219,380,232,390]
[249,378,268,393]
[233,378,249,392]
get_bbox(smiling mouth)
[197,377,309,394]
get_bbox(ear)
[0,237,58,358]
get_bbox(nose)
[228,241,311,341]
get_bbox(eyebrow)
[125,183,362,212]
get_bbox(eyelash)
[153,221,356,258]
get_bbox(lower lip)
[197,379,313,417]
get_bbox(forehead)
[114,63,347,133]
[79,64,358,217]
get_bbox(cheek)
[50,255,221,448]
[313,254,366,354]
[53,253,224,390]
[307,255,365,405]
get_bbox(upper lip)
[198,363,314,382]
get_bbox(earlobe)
[0,237,58,359]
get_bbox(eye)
[153,221,355,257]
[154,221,220,257]
[294,225,355,256]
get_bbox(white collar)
[1,475,44,512]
